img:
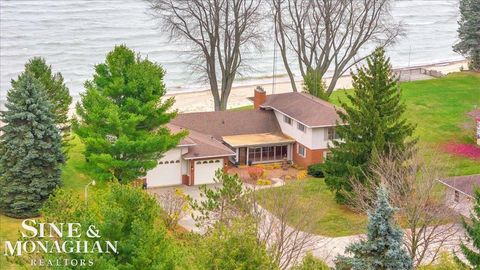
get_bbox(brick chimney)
[253,86,266,109]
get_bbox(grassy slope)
[331,71,480,175]
[258,72,480,237]
[257,178,368,237]
[0,136,89,269]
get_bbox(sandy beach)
[0,59,469,119]
[167,60,468,113]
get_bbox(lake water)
[0,0,464,102]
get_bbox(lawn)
[330,72,480,176]
[257,72,480,237]
[257,178,368,237]
[0,136,90,269]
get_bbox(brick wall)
[292,142,325,168]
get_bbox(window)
[327,127,340,140]
[283,115,292,125]
[248,147,262,162]
[297,145,306,158]
[262,146,275,161]
[323,151,330,161]
[275,145,288,159]
[297,122,306,132]
[247,145,288,163]
[454,190,460,203]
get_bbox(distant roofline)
[438,179,474,199]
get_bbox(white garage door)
[146,159,182,187]
[194,159,224,185]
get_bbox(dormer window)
[283,115,292,125]
[297,122,306,132]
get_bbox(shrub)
[292,253,329,270]
[248,167,264,181]
[157,188,190,230]
[418,252,466,270]
[257,179,272,186]
[297,170,308,180]
[308,163,325,178]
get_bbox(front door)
[238,147,247,165]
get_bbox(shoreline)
[0,59,469,115]
[167,59,468,113]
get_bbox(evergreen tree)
[336,187,413,270]
[0,72,64,218]
[21,57,72,136]
[196,218,278,270]
[453,0,480,71]
[303,67,329,101]
[457,189,480,268]
[40,184,184,269]
[323,47,415,204]
[74,45,185,183]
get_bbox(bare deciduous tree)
[148,0,264,111]
[155,188,190,230]
[273,0,402,95]
[349,149,461,267]
[252,186,323,269]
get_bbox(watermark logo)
[4,219,118,267]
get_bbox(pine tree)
[457,189,480,268]
[0,72,64,218]
[74,45,186,183]
[22,57,72,138]
[453,0,480,71]
[303,67,329,101]
[336,187,413,270]
[324,47,415,204]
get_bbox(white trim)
[184,153,235,160]
[178,143,196,147]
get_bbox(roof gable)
[260,92,342,127]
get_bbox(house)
[439,174,480,217]
[146,88,343,187]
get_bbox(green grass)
[257,178,368,237]
[258,72,480,237]
[0,136,89,269]
[229,104,253,111]
[0,215,22,269]
[330,72,480,176]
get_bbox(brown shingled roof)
[166,123,196,146]
[440,174,480,198]
[167,123,235,159]
[260,92,343,127]
[171,110,282,140]
[181,128,236,159]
